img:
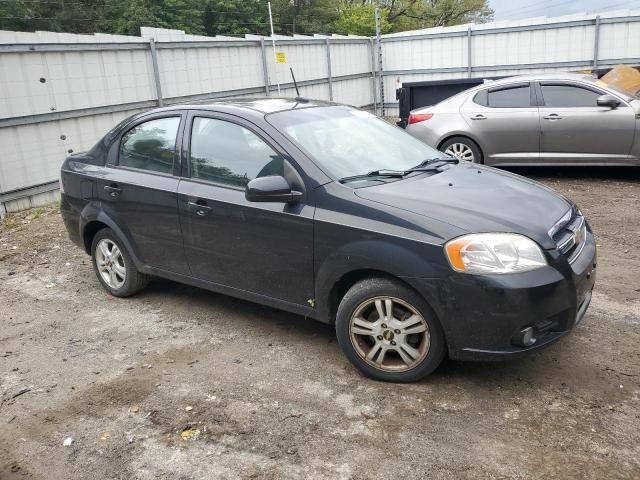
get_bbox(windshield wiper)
[339,158,458,183]
[411,157,459,169]
[339,169,406,183]
[400,157,459,175]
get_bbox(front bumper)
[413,232,597,361]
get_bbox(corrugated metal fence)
[1,9,639,214]
[0,28,375,214]
[379,9,640,115]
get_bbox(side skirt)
[143,266,322,322]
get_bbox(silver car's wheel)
[349,296,430,373]
[444,142,475,162]
[95,238,126,289]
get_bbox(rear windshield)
[266,106,442,180]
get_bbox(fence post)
[593,15,601,69]
[260,38,271,96]
[325,38,334,101]
[467,28,473,78]
[375,7,384,117]
[370,38,377,114]
[149,38,164,107]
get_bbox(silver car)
[405,73,640,166]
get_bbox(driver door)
[177,112,315,307]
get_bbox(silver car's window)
[119,117,180,174]
[487,84,531,108]
[189,117,284,187]
[540,84,602,107]
[473,89,488,106]
[267,106,442,180]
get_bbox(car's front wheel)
[335,278,445,382]
[91,228,149,297]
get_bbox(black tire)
[440,136,483,164]
[335,277,446,382]
[91,228,149,297]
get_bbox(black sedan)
[60,98,596,382]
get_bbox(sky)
[489,0,640,20]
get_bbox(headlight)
[445,233,547,274]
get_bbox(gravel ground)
[1,167,639,480]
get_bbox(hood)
[354,163,571,249]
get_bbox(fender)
[79,201,147,272]
[437,130,486,154]
[314,238,448,323]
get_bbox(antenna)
[290,67,300,97]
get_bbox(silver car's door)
[536,81,635,164]
[459,82,540,165]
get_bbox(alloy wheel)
[444,143,475,162]
[95,239,126,289]
[348,296,430,372]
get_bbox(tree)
[0,0,493,36]
[0,0,35,31]
[338,0,493,33]
[203,0,267,36]
[389,0,493,30]
[333,4,391,36]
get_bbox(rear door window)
[487,84,531,108]
[118,117,180,174]
[540,84,601,107]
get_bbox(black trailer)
[395,77,499,128]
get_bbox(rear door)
[536,81,635,163]
[459,82,540,164]
[98,112,189,274]
[177,111,314,306]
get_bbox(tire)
[440,136,482,163]
[335,277,445,382]
[91,228,149,297]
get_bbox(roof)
[165,97,338,115]
[485,73,595,85]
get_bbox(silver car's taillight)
[407,113,433,124]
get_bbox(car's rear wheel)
[441,136,482,163]
[335,278,445,382]
[91,228,149,297]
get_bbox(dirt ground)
[1,167,639,480]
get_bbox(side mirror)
[597,94,620,109]
[245,175,302,203]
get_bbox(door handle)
[470,114,487,120]
[188,201,212,217]
[103,185,121,198]
[543,114,563,120]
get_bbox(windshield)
[583,75,639,100]
[267,106,443,180]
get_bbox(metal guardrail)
[380,15,640,43]
[0,72,374,129]
[383,15,638,80]
[0,37,376,129]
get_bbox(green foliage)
[333,4,391,36]
[203,0,267,36]
[0,0,493,36]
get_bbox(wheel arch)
[79,203,145,270]
[437,134,484,163]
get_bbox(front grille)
[549,208,586,264]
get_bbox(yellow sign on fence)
[275,52,287,64]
